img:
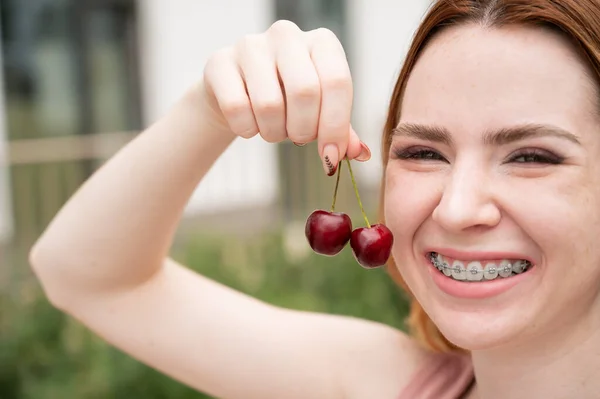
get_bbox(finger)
[236,34,287,143]
[272,27,321,145]
[204,47,259,138]
[307,28,353,176]
[346,125,371,161]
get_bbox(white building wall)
[137,0,279,216]
[348,0,432,188]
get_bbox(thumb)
[345,125,371,162]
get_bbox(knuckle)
[289,130,317,143]
[318,113,347,131]
[236,127,259,139]
[322,72,352,92]
[287,83,320,103]
[260,131,284,143]
[313,27,338,41]
[253,98,284,116]
[269,19,300,35]
[319,118,346,133]
[221,99,250,119]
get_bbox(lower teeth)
[429,252,531,282]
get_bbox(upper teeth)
[429,252,531,281]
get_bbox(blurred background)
[0,1,432,398]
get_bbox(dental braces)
[429,252,531,275]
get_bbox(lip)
[423,248,538,300]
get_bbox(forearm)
[30,83,236,298]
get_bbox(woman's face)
[384,23,600,350]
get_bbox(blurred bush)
[0,227,410,399]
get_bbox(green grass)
[1,229,410,399]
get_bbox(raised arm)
[29,20,426,399]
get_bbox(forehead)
[399,23,598,140]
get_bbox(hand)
[202,19,371,176]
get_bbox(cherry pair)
[304,159,394,269]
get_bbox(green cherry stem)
[330,160,343,212]
[345,158,371,228]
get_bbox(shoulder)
[327,314,474,399]
[315,314,437,399]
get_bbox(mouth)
[427,251,533,282]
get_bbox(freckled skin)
[383,23,600,353]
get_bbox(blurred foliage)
[1,228,410,398]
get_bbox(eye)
[392,146,448,162]
[507,149,564,165]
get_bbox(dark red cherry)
[305,210,352,256]
[350,224,394,268]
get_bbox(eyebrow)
[391,122,582,146]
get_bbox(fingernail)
[293,142,306,147]
[322,144,338,176]
[355,141,371,162]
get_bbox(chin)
[425,305,530,351]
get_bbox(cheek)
[502,170,600,266]
[383,166,440,246]
[552,184,600,258]
[513,176,600,316]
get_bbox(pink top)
[398,352,475,399]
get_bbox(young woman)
[29,0,600,398]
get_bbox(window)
[0,0,141,245]
[0,0,141,140]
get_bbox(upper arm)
[55,258,427,399]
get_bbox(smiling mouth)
[427,252,533,282]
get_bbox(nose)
[432,162,501,232]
